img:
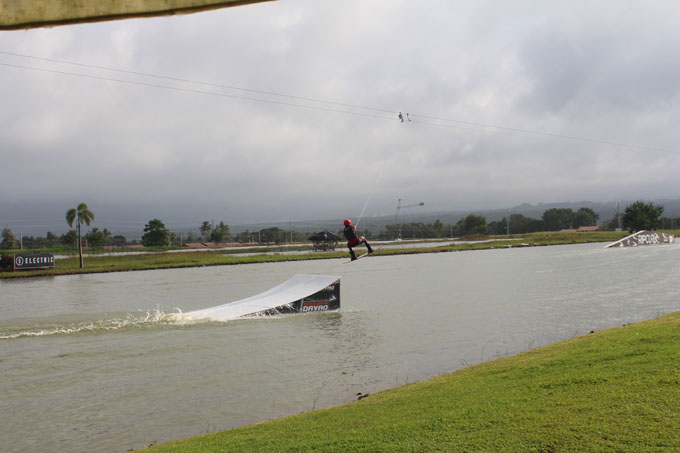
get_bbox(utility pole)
[394,198,425,240]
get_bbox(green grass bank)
[0,230,637,279]
[147,312,680,452]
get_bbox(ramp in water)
[182,274,340,321]
[606,230,675,248]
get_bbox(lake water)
[1,243,679,452]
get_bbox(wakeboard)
[344,244,384,263]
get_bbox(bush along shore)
[0,230,638,279]
[146,311,680,452]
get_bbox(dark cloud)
[1,0,679,233]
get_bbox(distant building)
[182,242,241,248]
[102,244,145,250]
[560,226,602,232]
[576,226,601,232]
[308,231,341,251]
[182,242,212,248]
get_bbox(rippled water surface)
[1,243,679,452]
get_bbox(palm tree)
[66,202,95,268]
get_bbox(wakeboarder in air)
[343,218,374,261]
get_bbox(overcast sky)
[1,0,679,233]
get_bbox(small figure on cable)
[343,218,373,261]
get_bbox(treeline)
[373,207,600,239]
[2,202,676,251]
[0,227,127,250]
[372,203,675,239]
[197,221,309,244]
[0,222,315,251]
[490,207,600,235]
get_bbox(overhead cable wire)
[0,51,675,153]
[355,169,383,229]
[0,51,395,115]
[0,62,397,121]
[408,113,675,153]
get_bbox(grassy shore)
[147,311,680,452]
[0,230,636,278]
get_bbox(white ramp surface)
[183,274,340,321]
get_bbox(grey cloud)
[2,0,679,232]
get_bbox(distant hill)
[3,199,680,238]
[231,199,680,235]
